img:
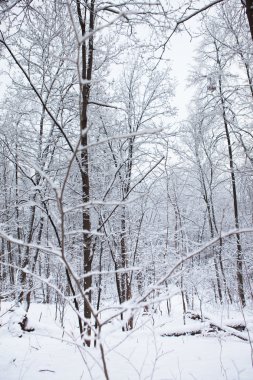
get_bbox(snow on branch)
[78,128,163,151]
[101,227,253,326]
[137,227,253,304]
[0,230,61,257]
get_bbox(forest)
[0,0,253,379]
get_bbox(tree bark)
[215,41,246,307]
[77,0,96,345]
[245,0,253,41]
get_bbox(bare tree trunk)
[245,0,253,41]
[76,0,96,345]
[18,203,36,310]
[215,41,246,307]
[200,165,223,303]
[15,143,22,267]
[3,157,15,286]
[120,206,133,330]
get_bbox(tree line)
[0,0,252,352]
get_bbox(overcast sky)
[169,17,200,122]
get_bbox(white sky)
[170,33,196,120]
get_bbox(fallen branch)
[187,310,253,332]
[162,311,251,341]
[201,312,249,341]
[161,322,213,337]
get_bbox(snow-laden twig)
[137,227,253,304]
[64,195,146,213]
[0,230,61,257]
[78,128,163,151]
[0,33,76,156]
[101,227,253,326]
[78,266,141,281]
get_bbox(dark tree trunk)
[215,41,246,307]
[245,0,253,41]
[76,0,96,345]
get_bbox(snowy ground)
[1,297,253,380]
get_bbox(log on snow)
[162,312,250,341]
[187,311,249,341]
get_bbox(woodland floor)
[1,296,253,380]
